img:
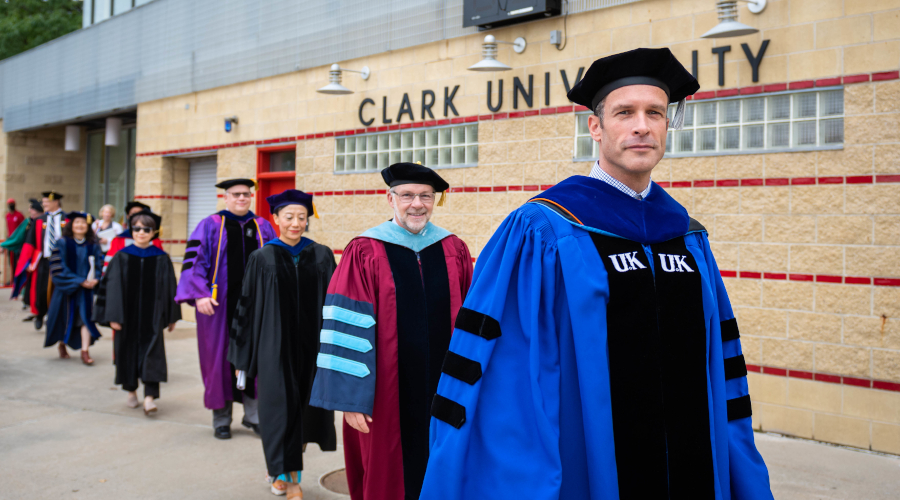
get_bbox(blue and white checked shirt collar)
[589,161,652,200]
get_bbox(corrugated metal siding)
[0,0,641,132]
[187,158,218,238]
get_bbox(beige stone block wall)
[2,124,87,222]
[750,373,900,454]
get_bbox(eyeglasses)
[392,192,435,204]
[132,226,154,234]
[227,192,253,198]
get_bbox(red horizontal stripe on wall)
[845,276,871,285]
[818,176,844,184]
[843,74,870,84]
[741,178,763,186]
[874,381,900,392]
[843,377,872,388]
[875,278,900,286]
[763,367,787,376]
[816,77,841,87]
[740,86,763,95]
[765,178,790,186]
[719,270,737,278]
[789,80,814,90]
[788,369,814,380]
[815,373,842,384]
[873,71,900,81]
[763,273,786,280]
[746,364,761,373]
[789,274,815,281]
[792,177,816,185]
[816,275,842,283]
[739,271,762,279]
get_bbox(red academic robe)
[13,216,53,315]
[310,221,473,500]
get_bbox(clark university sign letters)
[357,41,770,126]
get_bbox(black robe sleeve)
[228,251,279,379]
[156,254,182,330]
[96,252,126,325]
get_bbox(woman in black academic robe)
[44,212,104,364]
[229,189,337,499]
[94,211,181,415]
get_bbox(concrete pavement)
[1,298,899,499]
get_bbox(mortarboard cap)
[567,48,700,130]
[266,189,319,219]
[382,162,450,206]
[381,162,449,191]
[41,191,63,201]
[67,211,94,225]
[215,178,257,190]
[125,201,151,214]
[29,199,43,212]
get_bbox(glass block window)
[573,89,843,160]
[334,123,478,172]
[663,89,844,156]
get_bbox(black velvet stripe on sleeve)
[431,394,466,429]
[727,394,752,421]
[454,307,501,340]
[441,351,482,385]
[186,240,201,249]
[183,251,197,260]
[724,355,748,380]
[721,318,740,342]
[181,261,193,271]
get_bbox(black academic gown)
[229,239,338,477]
[94,245,181,388]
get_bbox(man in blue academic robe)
[420,48,774,500]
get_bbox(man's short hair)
[593,98,606,128]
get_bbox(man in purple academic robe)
[175,178,277,439]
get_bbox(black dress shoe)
[214,426,231,439]
[34,316,43,330]
[241,418,261,436]
[22,315,35,322]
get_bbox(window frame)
[334,122,479,174]
[572,86,845,162]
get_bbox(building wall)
[1,124,87,229]
[133,0,900,453]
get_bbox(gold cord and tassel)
[210,216,226,301]
[437,191,447,207]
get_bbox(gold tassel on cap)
[86,214,93,225]
[313,202,320,219]
[437,191,446,207]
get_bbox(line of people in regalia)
[7,163,472,500]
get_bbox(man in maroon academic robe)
[310,163,473,500]
[175,178,277,439]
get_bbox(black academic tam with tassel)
[382,162,450,206]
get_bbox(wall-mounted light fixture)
[65,125,81,152]
[225,116,238,133]
[316,64,371,95]
[105,117,122,146]
[468,35,527,72]
[701,0,766,39]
